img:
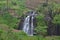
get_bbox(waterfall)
[23,16,30,36]
[23,11,36,36]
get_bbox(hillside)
[0,0,60,40]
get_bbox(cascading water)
[23,16,30,35]
[23,11,37,36]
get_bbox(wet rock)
[17,15,25,30]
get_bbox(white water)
[23,11,36,36]
[23,16,30,36]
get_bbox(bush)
[35,2,60,35]
[0,12,18,29]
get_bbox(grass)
[0,24,60,40]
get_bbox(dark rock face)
[55,24,60,35]
[17,15,25,30]
[33,17,37,28]
[45,8,60,36]
[47,24,60,36]
[44,8,53,35]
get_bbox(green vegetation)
[53,14,60,24]
[35,2,60,35]
[0,0,60,40]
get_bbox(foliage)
[0,28,60,40]
[0,12,18,29]
[8,0,28,16]
[0,0,60,40]
[35,2,60,35]
[53,14,60,24]
[35,14,47,35]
